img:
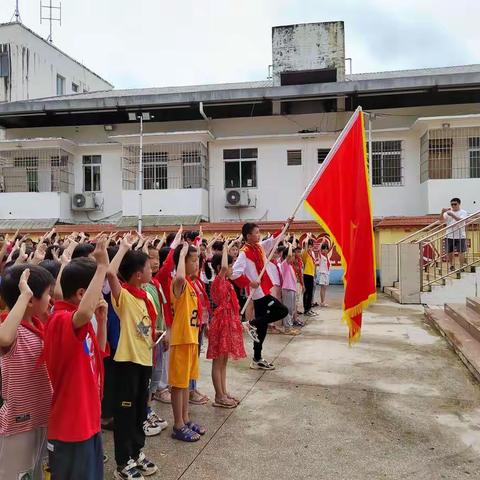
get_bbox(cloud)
[2,0,478,88]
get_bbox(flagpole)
[240,106,363,316]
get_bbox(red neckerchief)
[50,300,105,397]
[0,312,44,339]
[187,277,205,327]
[122,283,156,342]
[243,242,273,294]
[272,258,283,286]
[320,253,331,270]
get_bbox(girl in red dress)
[207,242,246,408]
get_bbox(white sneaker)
[135,451,158,477]
[113,459,144,480]
[143,420,162,437]
[147,411,168,431]
[250,358,275,370]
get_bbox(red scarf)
[0,312,44,339]
[320,253,331,270]
[122,283,157,342]
[188,277,210,327]
[243,242,273,294]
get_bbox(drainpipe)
[199,101,209,122]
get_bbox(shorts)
[0,427,47,480]
[318,273,330,286]
[168,344,199,389]
[48,432,103,480]
[446,238,467,254]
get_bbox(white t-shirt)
[444,209,468,239]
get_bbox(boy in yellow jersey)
[169,242,206,442]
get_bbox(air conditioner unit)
[225,188,254,208]
[71,192,98,211]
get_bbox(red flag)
[304,109,376,343]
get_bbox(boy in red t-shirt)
[44,236,110,480]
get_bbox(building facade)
[0,22,113,102]
[0,21,479,229]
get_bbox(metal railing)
[418,209,480,290]
[396,220,440,245]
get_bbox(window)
[182,151,202,188]
[72,82,79,93]
[224,148,257,188]
[56,74,65,95]
[428,138,452,179]
[14,157,39,192]
[83,155,101,192]
[143,152,167,190]
[317,148,330,164]
[0,51,9,78]
[370,141,402,186]
[287,150,302,166]
[469,137,480,178]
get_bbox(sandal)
[226,394,240,404]
[189,391,209,405]
[212,398,237,409]
[154,388,171,404]
[171,425,200,442]
[186,421,207,435]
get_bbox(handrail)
[423,260,480,288]
[417,209,480,243]
[396,220,440,245]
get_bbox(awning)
[0,218,58,230]
[116,215,207,229]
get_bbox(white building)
[0,21,479,230]
[0,21,113,102]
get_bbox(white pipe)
[138,115,143,235]
[199,101,209,121]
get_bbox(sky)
[1,0,479,89]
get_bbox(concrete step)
[425,307,480,383]
[393,280,399,288]
[444,303,480,343]
[466,297,480,315]
[384,286,400,303]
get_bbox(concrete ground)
[104,287,480,479]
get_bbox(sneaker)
[147,411,168,431]
[135,452,158,477]
[305,311,317,317]
[143,420,162,437]
[250,358,275,370]
[114,459,144,480]
[243,321,260,343]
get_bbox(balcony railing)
[0,148,73,193]
[122,142,209,191]
[420,126,480,182]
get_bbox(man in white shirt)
[440,197,468,270]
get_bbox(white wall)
[0,192,70,219]
[425,179,480,214]
[0,23,112,102]
[122,189,208,217]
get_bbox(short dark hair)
[451,197,461,204]
[293,247,302,253]
[211,241,224,252]
[119,250,149,282]
[184,231,199,242]
[61,257,97,299]
[45,244,64,261]
[321,243,329,251]
[0,264,54,309]
[159,246,171,268]
[166,233,176,247]
[10,247,33,262]
[242,222,258,239]
[72,243,95,259]
[308,239,314,246]
[211,253,233,272]
[39,259,62,279]
[173,244,198,268]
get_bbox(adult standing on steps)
[440,197,468,271]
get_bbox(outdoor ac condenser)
[71,192,98,211]
[225,188,254,208]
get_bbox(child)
[279,245,301,335]
[318,243,333,307]
[207,243,246,408]
[107,233,158,479]
[44,237,110,480]
[231,222,290,370]
[293,247,305,322]
[169,242,206,442]
[0,266,54,480]
[302,237,317,317]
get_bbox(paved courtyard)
[104,287,480,479]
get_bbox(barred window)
[14,157,39,192]
[317,148,330,164]
[143,152,167,190]
[287,150,302,166]
[224,148,257,188]
[83,155,102,192]
[182,151,202,188]
[469,137,480,179]
[369,140,402,186]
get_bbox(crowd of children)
[0,224,332,480]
